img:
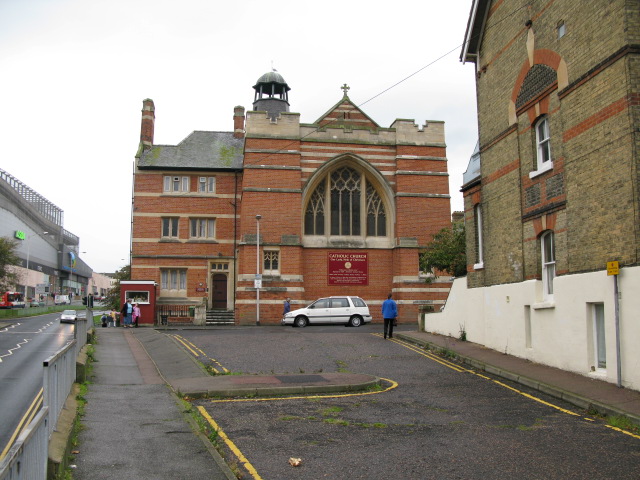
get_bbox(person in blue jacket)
[381,293,398,339]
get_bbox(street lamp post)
[255,214,262,325]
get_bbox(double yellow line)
[0,388,43,461]
[388,335,640,439]
[171,334,228,373]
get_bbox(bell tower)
[252,70,291,119]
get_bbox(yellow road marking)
[172,334,228,373]
[197,406,264,480]
[0,388,43,461]
[207,377,399,403]
[605,425,640,440]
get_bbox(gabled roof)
[137,131,243,170]
[313,95,380,130]
[460,0,491,63]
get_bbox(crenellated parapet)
[391,119,445,146]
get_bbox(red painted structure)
[120,280,156,325]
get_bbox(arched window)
[304,165,387,239]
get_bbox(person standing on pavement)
[109,309,117,327]
[121,299,133,327]
[132,303,141,328]
[381,293,398,339]
[283,297,291,316]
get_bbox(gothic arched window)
[304,166,387,238]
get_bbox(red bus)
[0,292,25,309]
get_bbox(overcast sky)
[0,0,478,273]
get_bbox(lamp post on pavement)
[255,214,262,325]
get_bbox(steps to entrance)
[206,309,235,325]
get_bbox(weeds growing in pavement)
[607,415,639,434]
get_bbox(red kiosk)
[120,281,157,325]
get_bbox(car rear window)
[351,297,366,307]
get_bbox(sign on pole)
[607,261,619,276]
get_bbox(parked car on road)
[282,296,372,328]
[59,310,78,324]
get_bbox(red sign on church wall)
[327,252,368,286]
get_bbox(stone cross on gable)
[341,83,350,96]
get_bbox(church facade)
[131,73,453,324]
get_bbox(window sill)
[532,300,555,310]
[473,262,484,270]
[187,239,218,243]
[529,161,554,179]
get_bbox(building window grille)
[263,250,279,275]
[541,231,555,299]
[536,117,552,168]
[190,218,215,239]
[162,218,179,238]
[198,177,215,193]
[474,204,484,268]
[161,269,186,291]
[304,166,386,238]
[164,175,190,193]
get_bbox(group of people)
[120,298,141,327]
[99,299,141,328]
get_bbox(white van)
[55,295,70,305]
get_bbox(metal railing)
[0,317,88,479]
[43,339,77,439]
[0,408,49,480]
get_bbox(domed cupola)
[252,70,291,119]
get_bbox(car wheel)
[294,316,308,328]
[349,315,363,327]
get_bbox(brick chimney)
[140,99,155,150]
[233,105,245,139]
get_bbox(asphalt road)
[176,325,640,480]
[0,312,76,458]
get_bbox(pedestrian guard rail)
[0,316,88,479]
[0,408,49,480]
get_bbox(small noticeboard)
[607,261,620,276]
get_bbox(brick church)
[130,72,453,324]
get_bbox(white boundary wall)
[425,266,640,391]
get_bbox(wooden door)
[211,274,227,309]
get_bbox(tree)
[0,237,21,292]
[420,224,467,278]
[102,264,130,311]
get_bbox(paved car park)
[177,326,640,480]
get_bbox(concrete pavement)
[72,326,640,479]
[72,327,379,479]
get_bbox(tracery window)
[304,166,386,238]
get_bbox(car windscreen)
[63,310,75,315]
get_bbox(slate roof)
[137,131,244,170]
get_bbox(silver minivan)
[282,296,372,328]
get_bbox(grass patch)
[607,415,640,434]
[320,406,343,416]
